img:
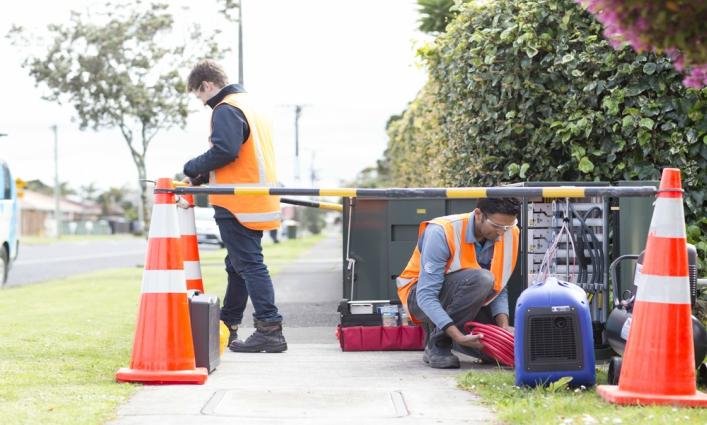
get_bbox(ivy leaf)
[578,156,594,173]
[519,163,530,179]
[643,63,657,75]
[622,115,634,130]
[639,118,655,130]
[560,53,575,64]
[507,163,520,176]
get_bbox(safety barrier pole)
[280,197,343,212]
[170,181,344,211]
[168,185,658,199]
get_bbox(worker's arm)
[183,105,249,179]
[488,287,513,334]
[415,225,483,349]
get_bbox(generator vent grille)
[529,315,577,361]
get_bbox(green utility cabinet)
[341,182,656,326]
[615,181,658,298]
[342,198,505,300]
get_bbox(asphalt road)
[4,238,148,287]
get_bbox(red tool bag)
[336,300,425,351]
[337,325,425,351]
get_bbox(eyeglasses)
[483,214,517,232]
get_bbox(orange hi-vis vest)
[396,212,519,323]
[208,93,281,231]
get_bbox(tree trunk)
[137,163,149,234]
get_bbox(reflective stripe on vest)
[208,93,281,231]
[396,212,519,316]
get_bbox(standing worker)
[396,198,520,368]
[183,60,287,353]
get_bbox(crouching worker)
[396,198,520,368]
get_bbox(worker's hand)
[184,174,208,187]
[502,325,515,336]
[455,333,484,350]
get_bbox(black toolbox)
[188,293,221,373]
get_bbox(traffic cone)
[116,178,208,385]
[597,168,707,406]
[177,193,205,293]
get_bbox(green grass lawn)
[458,367,707,424]
[0,234,326,425]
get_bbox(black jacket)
[183,84,251,219]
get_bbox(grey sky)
[0,0,428,192]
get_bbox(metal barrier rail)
[280,197,343,212]
[169,185,658,199]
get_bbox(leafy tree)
[417,0,459,34]
[26,180,76,197]
[79,183,99,203]
[9,1,223,227]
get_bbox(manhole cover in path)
[202,388,408,419]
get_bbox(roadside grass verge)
[0,233,327,425]
[458,367,707,425]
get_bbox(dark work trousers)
[407,268,497,358]
[216,217,282,325]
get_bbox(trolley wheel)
[698,363,707,386]
[608,356,622,386]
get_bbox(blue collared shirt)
[415,212,510,330]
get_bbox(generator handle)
[609,254,640,307]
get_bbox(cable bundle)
[569,205,604,290]
[464,322,515,367]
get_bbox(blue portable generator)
[515,277,596,387]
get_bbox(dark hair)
[187,60,229,92]
[477,197,521,216]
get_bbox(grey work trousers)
[407,268,497,357]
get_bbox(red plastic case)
[337,325,425,351]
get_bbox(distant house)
[20,190,102,236]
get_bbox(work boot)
[422,327,460,369]
[230,319,288,353]
[224,322,241,346]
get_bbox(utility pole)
[294,105,303,182]
[51,124,61,238]
[238,0,244,86]
[278,104,310,183]
[309,151,317,187]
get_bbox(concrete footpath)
[109,233,497,425]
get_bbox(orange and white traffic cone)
[177,193,205,293]
[597,168,707,406]
[116,178,208,385]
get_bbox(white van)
[0,160,20,284]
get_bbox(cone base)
[598,385,707,407]
[116,367,208,385]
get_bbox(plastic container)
[380,305,399,327]
[399,306,411,326]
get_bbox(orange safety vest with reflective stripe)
[208,93,281,231]
[396,212,519,324]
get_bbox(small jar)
[381,305,399,327]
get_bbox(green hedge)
[385,0,707,268]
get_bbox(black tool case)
[189,293,221,373]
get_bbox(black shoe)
[224,322,241,346]
[423,345,461,369]
[230,319,288,353]
[422,326,460,369]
